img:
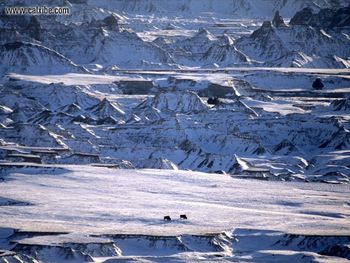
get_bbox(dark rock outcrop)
[26,16,42,41]
[103,14,120,31]
[331,98,350,111]
[290,5,350,29]
[272,11,286,27]
[251,21,273,39]
[290,7,314,26]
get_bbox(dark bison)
[207,97,220,105]
[312,78,324,90]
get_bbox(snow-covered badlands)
[1,0,350,262]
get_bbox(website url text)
[4,6,70,16]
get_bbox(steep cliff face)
[290,5,350,28]
[1,71,350,182]
[235,13,350,68]
[1,1,349,71]
[0,42,87,74]
[0,10,173,71]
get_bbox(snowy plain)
[1,166,350,236]
[1,165,350,262]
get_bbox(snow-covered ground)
[0,166,350,262]
[2,166,349,235]
[1,0,350,262]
